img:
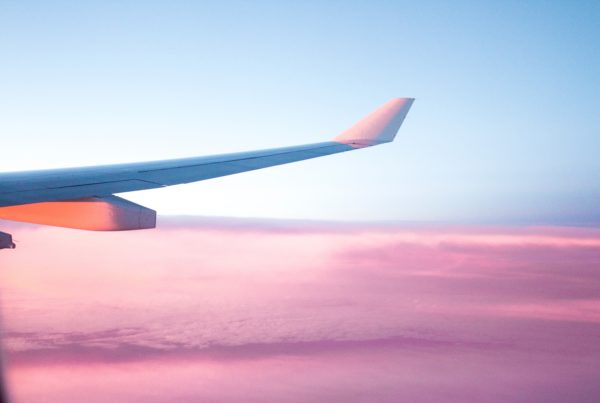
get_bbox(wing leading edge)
[0,98,414,233]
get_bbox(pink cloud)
[0,218,599,402]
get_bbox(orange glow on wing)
[0,196,156,231]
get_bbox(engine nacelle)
[0,195,156,231]
[0,231,16,249]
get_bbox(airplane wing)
[0,98,413,236]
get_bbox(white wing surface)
[0,98,413,236]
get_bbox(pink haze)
[0,218,599,402]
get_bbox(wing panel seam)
[137,144,347,174]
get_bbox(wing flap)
[0,180,160,206]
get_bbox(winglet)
[333,98,414,148]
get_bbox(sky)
[1,0,599,223]
[1,1,600,402]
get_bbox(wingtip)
[333,97,414,147]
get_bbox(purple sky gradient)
[0,218,599,402]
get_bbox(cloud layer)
[1,218,599,402]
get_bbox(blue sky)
[1,0,598,224]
